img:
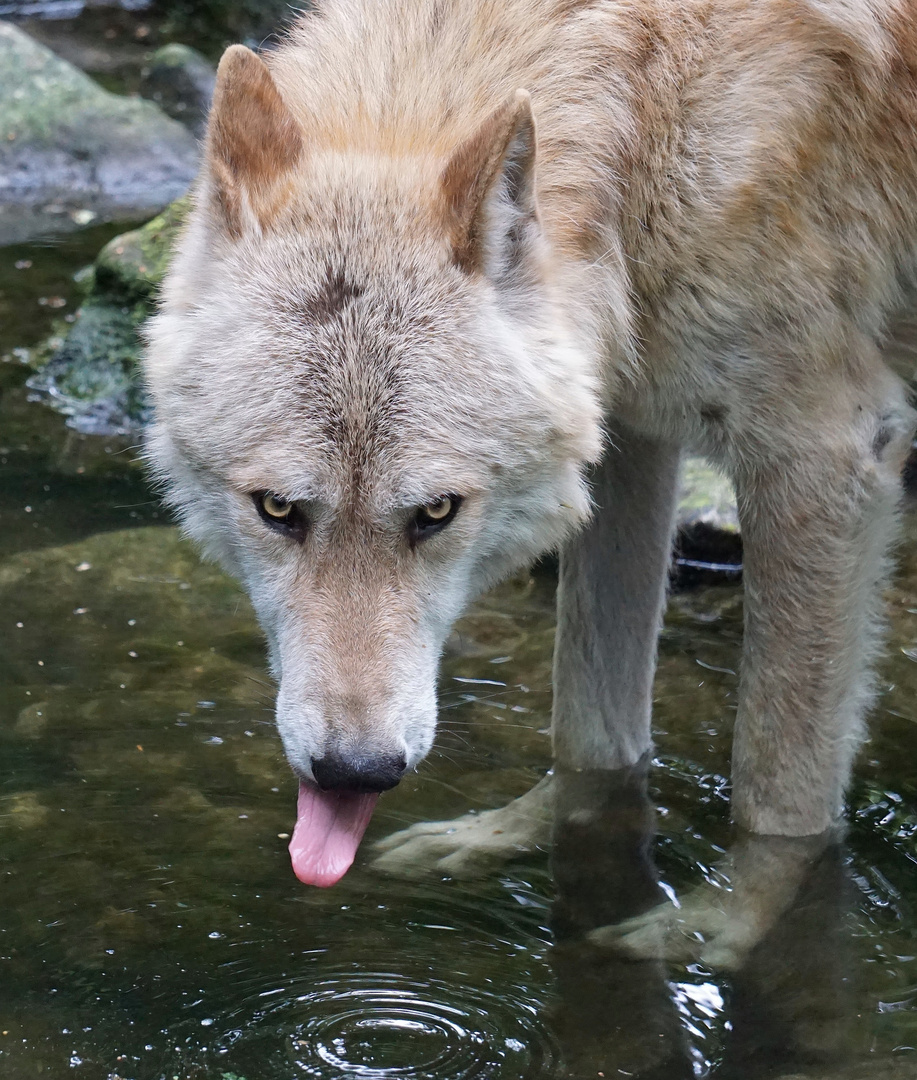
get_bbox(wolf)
[143,0,917,893]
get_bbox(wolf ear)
[441,90,538,278]
[205,45,304,237]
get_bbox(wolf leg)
[373,423,681,877]
[553,421,682,771]
[598,353,915,969]
[730,365,915,837]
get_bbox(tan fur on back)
[267,0,917,376]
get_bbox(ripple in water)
[218,971,557,1079]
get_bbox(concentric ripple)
[216,970,558,1079]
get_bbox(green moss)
[92,197,190,303]
[28,199,189,433]
[0,22,173,148]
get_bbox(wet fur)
[144,0,917,837]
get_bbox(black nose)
[311,752,406,794]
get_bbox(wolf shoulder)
[565,0,917,406]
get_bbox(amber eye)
[410,494,462,545]
[262,493,293,519]
[253,491,308,541]
[423,496,453,521]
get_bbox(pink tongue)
[289,781,379,887]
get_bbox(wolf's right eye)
[253,492,308,541]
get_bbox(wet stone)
[14,699,49,736]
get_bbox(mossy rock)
[0,22,198,245]
[28,198,189,434]
[91,195,188,304]
[678,457,738,533]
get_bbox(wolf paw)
[371,776,553,879]
[588,832,831,971]
[589,889,755,971]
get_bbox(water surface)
[2,215,917,1080]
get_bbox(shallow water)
[2,229,917,1080]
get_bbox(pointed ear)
[441,89,538,276]
[206,45,304,237]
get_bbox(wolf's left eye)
[410,495,462,545]
[253,491,308,541]
[262,493,293,519]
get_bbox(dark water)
[2,230,917,1080]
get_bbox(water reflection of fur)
[374,759,839,973]
[549,764,854,1079]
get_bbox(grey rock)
[0,22,198,244]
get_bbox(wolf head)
[144,46,601,882]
